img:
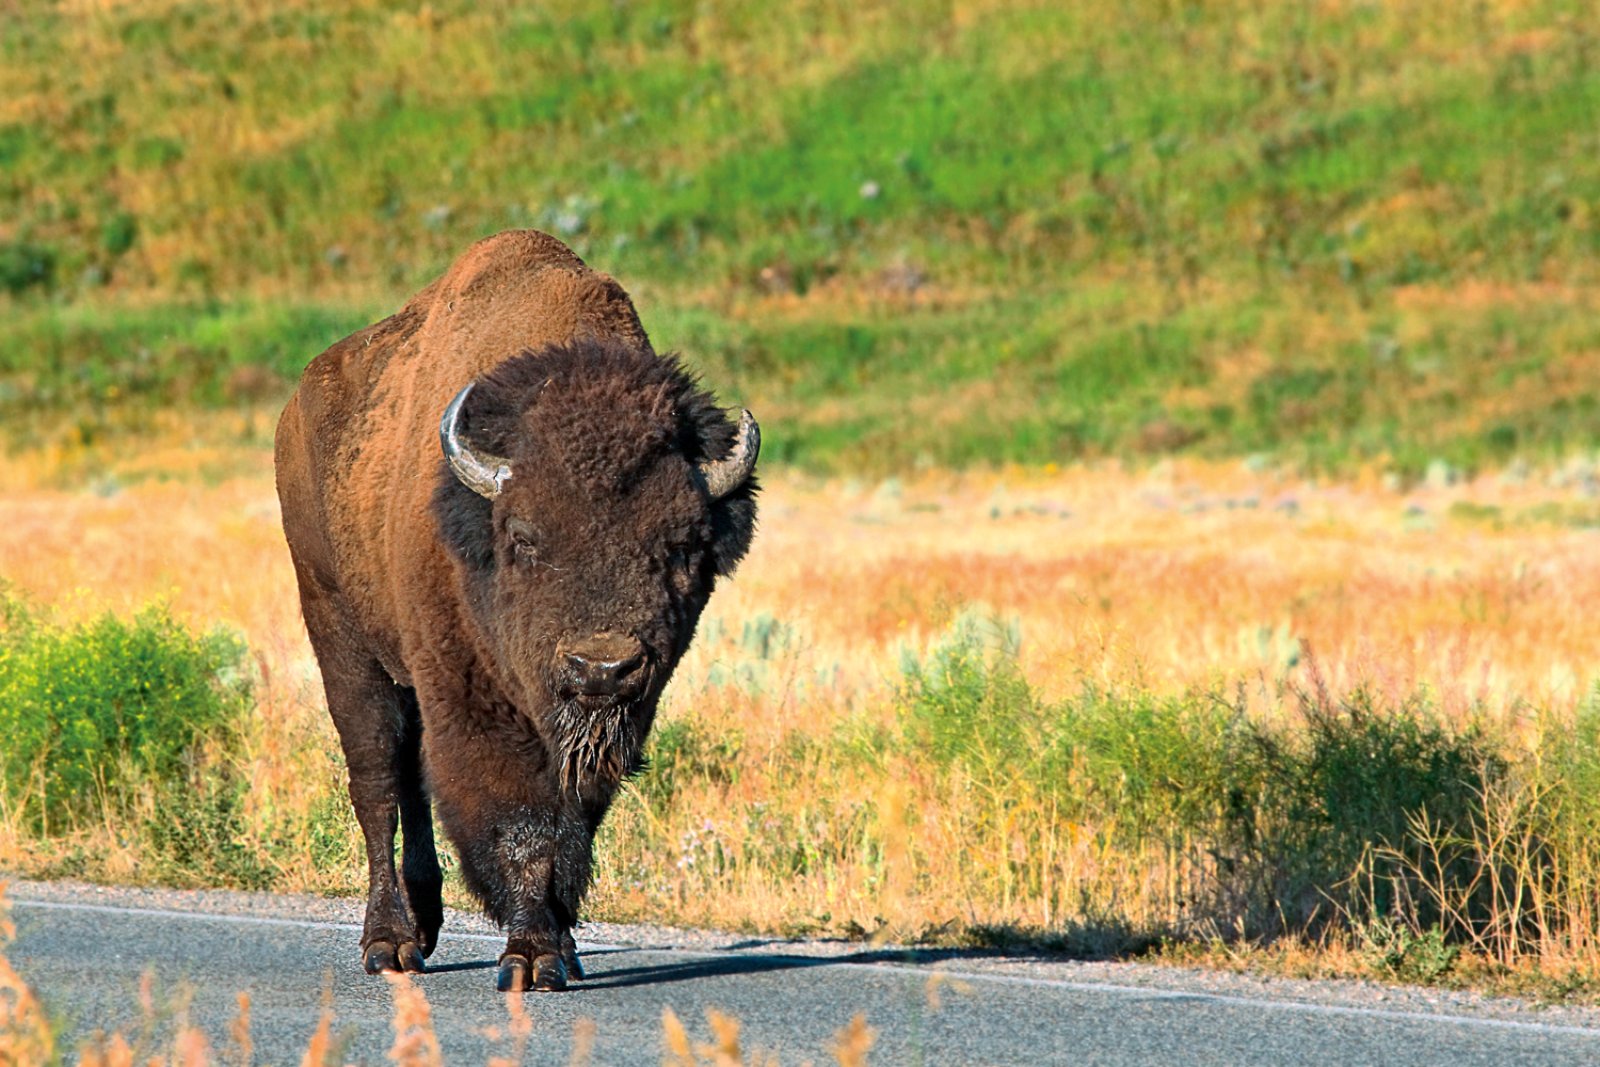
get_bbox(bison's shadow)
[419,948,826,988]
[417,958,500,975]
[567,938,1111,991]
[575,950,835,990]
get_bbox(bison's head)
[431,338,758,788]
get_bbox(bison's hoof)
[398,941,426,972]
[496,956,527,992]
[364,940,426,975]
[498,952,567,993]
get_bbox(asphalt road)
[8,883,1600,1065]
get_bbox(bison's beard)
[549,696,646,792]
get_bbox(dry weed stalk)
[175,1024,211,1067]
[485,991,542,1067]
[661,1007,789,1067]
[662,1007,694,1065]
[385,972,443,1067]
[566,1017,596,1067]
[79,1032,135,1067]
[297,984,336,1067]
[229,992,253,1067]
[0,883,55,1067]
[829,1015,875,1067]
[923,972,972,1013]
[1380,771,1577,967]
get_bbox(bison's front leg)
[550,786,619,981]
[427,728,577,990]
[450,806,572,991]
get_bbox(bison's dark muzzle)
[555,632,648,699]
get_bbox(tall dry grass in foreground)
[4,441,1600,981]
[0,883,875,1066]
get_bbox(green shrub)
[142,767,273,890]
[0,590,253,833]
[896,618,1255,837]
[98,211,138,259]
[638,714,743,809]
[0,239,55,295]
[304,790,362,873]
[897,613,1034,775]
[1050,688,1250,840]
[1358,916,1460,983]
[1541,689,1600,834]
[1249,684,1501,931]
[892,615,1508,941]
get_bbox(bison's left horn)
[698,409,760,500]
[440,382,513,500]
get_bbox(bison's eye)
[506,517,540,562]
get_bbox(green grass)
[0,589,337,890]
[3,0,1600,474]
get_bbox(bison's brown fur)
[274,230,757,990]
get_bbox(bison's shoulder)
[293,302,428,424]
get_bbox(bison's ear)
[675,378,759,575]
[708,474,758,578]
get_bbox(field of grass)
[5,440,1600,996]
[4,0,1600,474]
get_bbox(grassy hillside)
[3,0,1598,474]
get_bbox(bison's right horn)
[440,382,513,500]
[698,409,760,500]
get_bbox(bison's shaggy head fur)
[431,337,757,787]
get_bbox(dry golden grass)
[2,435,1599,957]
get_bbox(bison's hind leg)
[396,695,444,958]
[399,804,443,958]
[559,928,585,980]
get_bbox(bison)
[274,230,759,991]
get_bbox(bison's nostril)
[607,650,645,680]
[561,640,646,696]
